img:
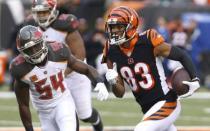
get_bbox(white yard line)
[204,108,210,114]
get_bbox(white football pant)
[134,100,181,131]
[38,93,77,131]
[65,72,92,119]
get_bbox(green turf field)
[0,95,210,127]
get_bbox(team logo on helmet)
[16,25,48,64]
[105,6,140,45]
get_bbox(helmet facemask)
[32,0,58,28]
[105,6,140,46]
[17,25,48,64]
[18,38,48,64]
[107,23,125,45]
[106,22,135,46]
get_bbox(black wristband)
[167,46,197,79]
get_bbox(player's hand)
[94,82,109,101]
[105,69,118,85]
[179,77,200,98]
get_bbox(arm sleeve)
[167,46,197,79]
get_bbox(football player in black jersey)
[25,0,105,131]
[10,25,108,131]
[102,6,200,131]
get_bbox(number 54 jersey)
[103,29,177,113]
[10,42,71,110]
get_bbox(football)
[170,68,190,96]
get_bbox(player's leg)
[134,100,181,131]
[65,72,103,131]
[55,93,78,131]
[81,108,103,131]
[38,109,59,131]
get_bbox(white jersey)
[43,17,84,75]
[10,42,71,110]
[27,61,69,110]
[42,13,79,44]
[40,14,93,119]
[44,27,67,44]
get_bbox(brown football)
[171,68,190,96]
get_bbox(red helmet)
[16,25,48,64]
[31,0,58,27]
[105,6,140,45]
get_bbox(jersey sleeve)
[147,29,165,47]
[48,42,71,61]
[52,14,80,33]
[9,56,32,80]
[9,61,19,80]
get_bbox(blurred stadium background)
[0,0,210,131]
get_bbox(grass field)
[0,92,210,128]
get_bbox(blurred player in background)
[102,6,200,131]
[10,25,108,131]
[24,0,105,130]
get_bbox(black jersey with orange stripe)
[24,14,79,33]
[104,29,177,113]
[10,42,70,80]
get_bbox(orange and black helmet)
[105,6,140,45]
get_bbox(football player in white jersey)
[24,0,105,131]
[9,25,109,131]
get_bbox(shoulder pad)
[48,41,65,52]
[147,29,165,47]
[9,55,34,80]
[47,42,70,61]
[51,14,79,33]
[10,55,26,66]
[138,30,149,42]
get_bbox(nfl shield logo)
[128,58,134,64]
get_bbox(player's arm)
[14,79,34,131]
[147,29,197,80]
[154,42,198,80]
[106,58,125,98]
[68,53,103,86]
[67,48,109,100]
[66,30,86,61]
[153,36,200,97]
[56,14,86,61]
[65,31,86,75]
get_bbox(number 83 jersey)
[104,29,177,112]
